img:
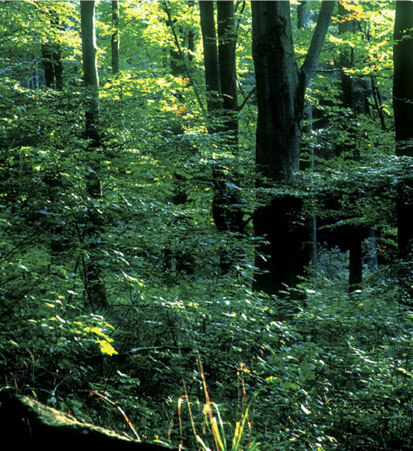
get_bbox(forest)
[0,0,412,449]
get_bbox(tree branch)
[296,0,335,119]
[300,0,335,92]
[237,85,255,111]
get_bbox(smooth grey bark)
[393,0,413,258]
[80,0,107,309]
[251,0,335,294]
[111,0,120,75]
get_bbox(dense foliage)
[0,1,412,450]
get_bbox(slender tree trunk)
[200,1,244,272]
[199,1,222,117]
[393,0,413,258]
[338,2,363,291]
[297,0,311,30]
[348,230,363,291]
[39,6,65,268]
[251,0,334,294]
[80,0,107,310]
[41,8,63,90]
[217,0,238,143]
[42,44,63,89]
[169,22,186,77]
[111,0,120,75]
[337,1,372,291]
[298,0,317,266]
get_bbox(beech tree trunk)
[337,1,369,292]
[217,0,238,143]
[251,0,334,294]
[80,0,107,309]
[393,0,413,258]
[199,1,243,272]
[111,0,120,75]
[297,0,311,30]
[41,8,63,90]
[199,1,222,116]
[297,0,317,266]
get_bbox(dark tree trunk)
[39,6,65,266]
[215,0,243,237]
[339,2,363,291]
[111,0,120,75]
[393,1,413,258]
[169,23,186,76]
[41,8,63,90]
[42,45,63,89]
[199,1,244,272]
[251,1,302,293]
[337,1,371,292]
[217,0,238,143]
[297,0,311,30]
[348,229,363,291]
[199,1,222,116]
[297,0,317,266]
[251,0,335,294]
[80,0,107,310]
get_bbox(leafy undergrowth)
[1,254,412,450]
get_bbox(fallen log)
[0,392,177,450]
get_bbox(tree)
[199,1,221,116]
[80,0,107,309]
[393,0,413,258]
[336,0,370,291]
[199,1,244,273]
[217,0,238,143]
[297,0,311,30]
[111,0,120,75]
[297,0,317,266]
[251,0,335,294]
[40,6,63,90]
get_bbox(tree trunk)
[348,229,362,291]
[297,0,317,266]
[80,0,107,310]
[199,1,222,116]
[297,0,311,30]
[217,0,238,143]
[338,1,365,292]
[199,1,244,273]
[41,8,63,90]
[251,0,334,294]
[252,1,302,294]
[393,0,413,258]
[111,0,120,75]
[39,6,65,267]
